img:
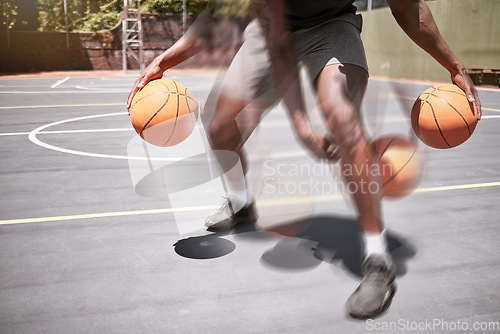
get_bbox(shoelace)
[363,264,392,284]
[215,197,233,214]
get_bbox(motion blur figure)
[128,0,480,319]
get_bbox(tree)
[74,0,122,31]
[36,0,251,32]
[141,0,207,15]
[1,0,18,30]
[1,0,18,46]
[37,0,122,32]
[140,0,251,18]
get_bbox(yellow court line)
[0,103,125,110]
[1,181,500,226]
[414,181,500,193]
[483,107,500,113]
[0,205,215,226]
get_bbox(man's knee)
[207,116,242,151]
[324,103,365,150]
[207,119,224,147]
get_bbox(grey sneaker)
[205,198,258,232]
[345,254,396,320]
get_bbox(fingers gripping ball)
[129,79,199,147]
[411,84,478,149]
[372,135,423,199]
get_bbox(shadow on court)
[173,215,417,278]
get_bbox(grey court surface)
[0,70,499,334]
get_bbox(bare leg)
[316,64,383,233]
[317,64,396,319]
[202,80,274,229]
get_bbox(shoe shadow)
[258,215,417,278]
[172,214,417,278]
[172,223,266,260]
[173,234,236,259]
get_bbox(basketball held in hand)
[411,83,478,149]
[128,79,199,147]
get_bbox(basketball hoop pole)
[182,0,187,34]
[63,0,69,48]
[123,0,144,73]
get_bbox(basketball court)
[1,70,499,333]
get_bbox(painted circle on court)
[28,112,180,161]
[28,112,308,161]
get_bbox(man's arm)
[387,0,481,119]
[251,0,336,159]
[127,9,214,108]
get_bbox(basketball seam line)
[433,85,475,116]
[427,100,452,148]
[378,136,397,159]
[430,93,472,136]
[136,81,173,137]
[382,146,418,190]
[140,93,172,138]
[159,80,196,103]
[434,85,467,96]
[185,87,197,129]
[130,91,168,110]
[162,81,182,146]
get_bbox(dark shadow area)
[260,215,417,277]
[260,238,323,271]
[0,31,93,73]
[173,234,236,259]
[174,214,416,278]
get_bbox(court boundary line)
[1,181,499,226]
[0,103,125,110]
[50,77,70,88]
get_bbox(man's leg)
[201,19,279,232]
[316,63,396,319]
[202,73,278,231]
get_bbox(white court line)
[75,85,130,92]
[1,115,498,138]
[0,132,31,136]
[50,77,70,88]
[0,102,124,110]
[0,128,133,137]
[0,90,128,94]
[1,180,499,226]
[1,120,292,137]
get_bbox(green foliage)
[141,0,251,18]
[37,0,67,31]
[36,0,251,32]
[37,0,122,32]
[1,0,18,30]
[78,11,121,31]
[73,0,122,31]
[141,0,208,15]
[212,0,250,19]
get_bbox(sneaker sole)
[347,282,397,320]
[206,216,256,232]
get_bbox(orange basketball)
[128,79,199,147]
[372,135,422,198]
[411,83,478,149]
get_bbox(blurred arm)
[155,9,215,70]
[127,9,214,108]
